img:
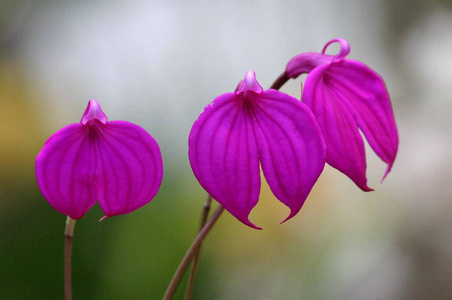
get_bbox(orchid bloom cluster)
[189,38,398,228]
[36,38,398,230]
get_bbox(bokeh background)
[1,0,451,299]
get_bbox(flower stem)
[269,71,290,90]
[64,217,76,300]
[163,204,225,300]
[183,194,213,300]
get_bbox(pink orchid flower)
[36,100,163,219]
[286,39,399,191]
[189,71,326,229]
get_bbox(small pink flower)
[189,72,325,229]
[36,100,163,219]
[286,39,399,191]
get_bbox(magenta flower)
[189,72,325,229]
[36,100,163,219]
[286,39,398,191]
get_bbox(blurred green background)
[1,0,451,299]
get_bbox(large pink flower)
[189,72,325,229]
[286,39,399,191]
[36,100,163,219]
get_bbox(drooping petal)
[36,124,96,219]
[319,60,398,180]
[189,93,261,229]
[249,90,326,222]
[287,39,398,186]
[94,121,163,217]
[304,64,373,191]
[286,52,334,78]
[286,39,350,78]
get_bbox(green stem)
[183,194,213,300]
[163,205,225,300]
[64,217,76,300]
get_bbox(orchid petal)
[304,64,373,191]
[250,90,326,222]
[189,93,261,229]
[286,39,351,78]
[94,121,163,217]
[36,124,96,219]
[286,52,334,78]
[320,60,398,180]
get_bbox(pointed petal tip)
[238,215,262,230]
[246,222,263,230]
[81,99,108,125]
[279,215,294,225]
[380,163,393,183]
[359,184,374,192]
[279,207,302,225]
[363,186,374,192]
[99,215,110,222]
[342,174,375,192]
[354,177,374,192]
